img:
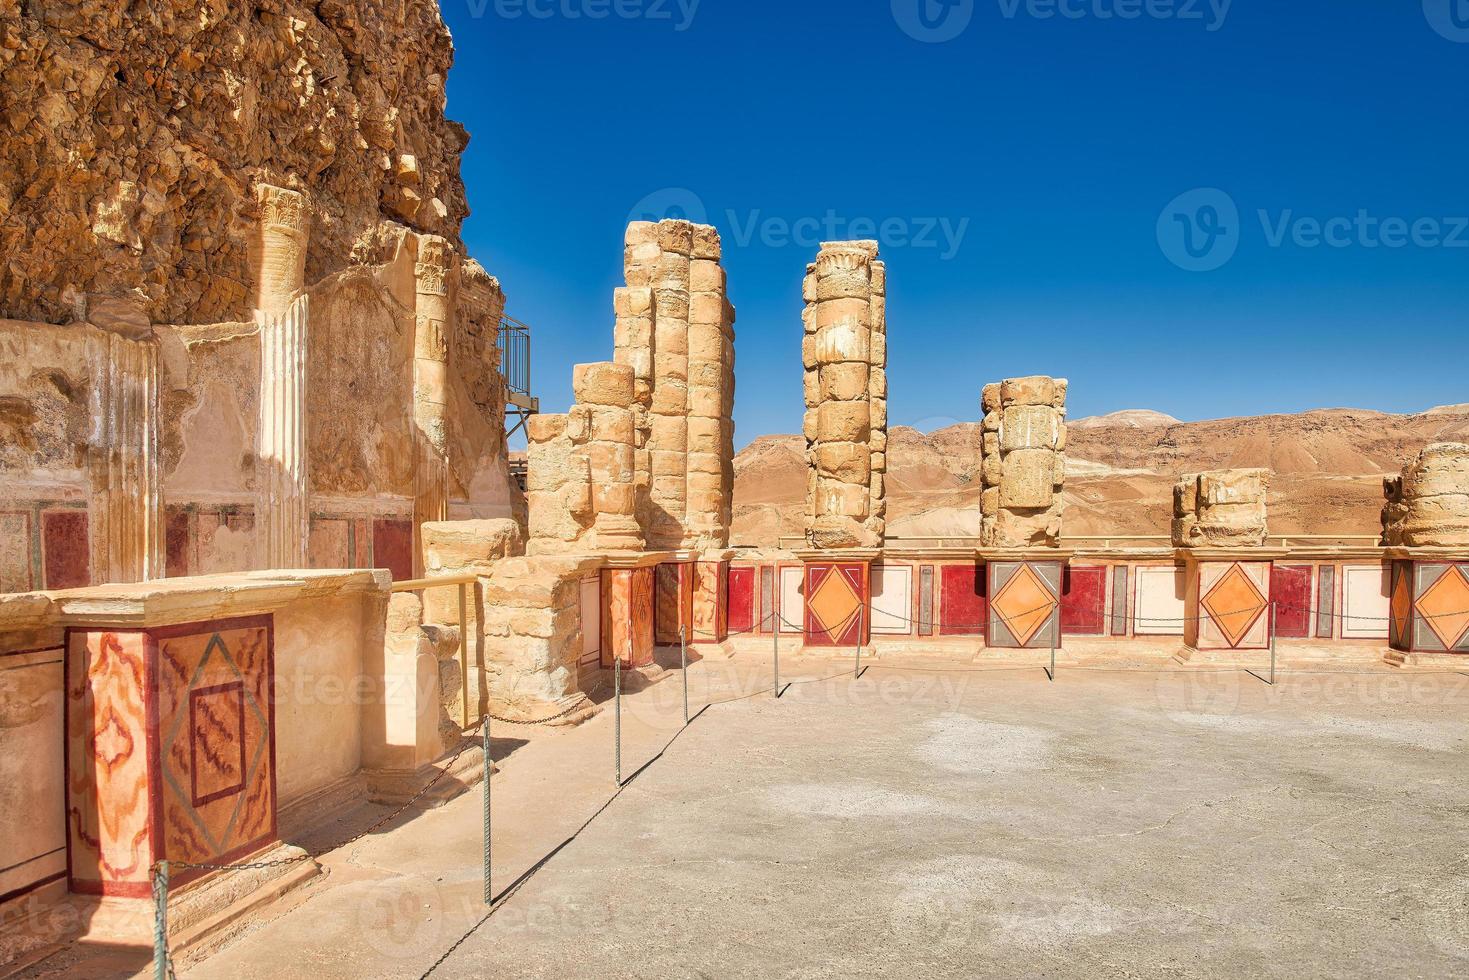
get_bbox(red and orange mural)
[65,616,277,896]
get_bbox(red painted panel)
[1271,564,1313,639]
[1061,566,1107,636]
[42,510,89,589]
[940,563,986,637]
[165,508,191,578]
[372,518,414,583]
[727,566,755,634]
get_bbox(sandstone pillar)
[413,235,458,574]
[525,414,594,555]
[87,331,164,583]
[687,225,735,549]
[1382,444,1469,548]
[1382,445,1469,658]
[804,241,885,550]
[252,185,311,569]
[1173,469,1274,654]
[648,222,692,548]
[1173,469,1269,548]
[979,376,1068,548]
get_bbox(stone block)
[1001,405,1058,452]
[999,449,1058,510]
[818,401,871,443]
[816,443,870,484]
[1001,376,1055,407]
[573,362,635,407]
[820,362,870,402]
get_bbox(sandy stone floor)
[24,655,1469,979]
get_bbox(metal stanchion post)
[152,860,169,980]
[1269,602,1278,686]
[614,656,623,785]
[482,718,491,905]
[773,620,780,699]
[1050,613,1058,682]
[855,605,863,678]
[680,625,689,726]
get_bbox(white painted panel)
[871,565,913,635]
[1342,564,1390,639]
[579,577,601,660]
[1134,566,1186,636]
[779,566,804,633]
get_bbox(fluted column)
[252,185,311,569]
[413,235,457,573]
[87,331,163,583]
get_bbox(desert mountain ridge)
[731,403,1469,547]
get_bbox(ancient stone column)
[614,219,735,551]
[647,221,693,549]
[573,362,644,552]
[252,184,312,569]
[979,376,1068,548]
[87,331,164,583]
[413,234,458,572]
[1382,444,1469,547]
[1173,469,1269,548]
[686,224,733,549]
[256,295,310,568]
[804,241,885,550]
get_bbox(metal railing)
[391,574,480,730]
[497,315,536,408]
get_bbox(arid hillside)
[731,405,1469,547]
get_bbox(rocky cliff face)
[0,0,469,327]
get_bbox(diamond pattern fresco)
[990,563,1058,647]
[1416,565,1469,651]
[805,563,866,646]
[1201,563,1268,649]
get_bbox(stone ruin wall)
[525,220,735,558]
[979,376,1067,548]
[803,241,887,551]
[0,4,514,593]
[1383,443,1469,548]
[0,0,468,329]
[1172,469,1270,548]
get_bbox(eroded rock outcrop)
[0,0,469,326]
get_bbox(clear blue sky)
[440,0,1469,448]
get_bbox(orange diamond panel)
[1391,568,1413,643]
[1416,566,1469,650]
[1202,563,1267,649]
[809,568,861,638]
[991,564,1057,647]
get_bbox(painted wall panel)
[1134,566,1185,636]
[779,566,804,634]
[1341,564,1390,640]
[871,565,913,636]
[1110,565,1130,637]
[0,511,34,593]
[918,565,935,636]
[1061,566,1107,636]
[727,566,755,634]
[580,577,600,663]
[0,653,65,903]
[939,563,986,637]
[1316,565,1337,639]
[43,510,89,589]
[371,518,414,583]
[1271,565,1313,639]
